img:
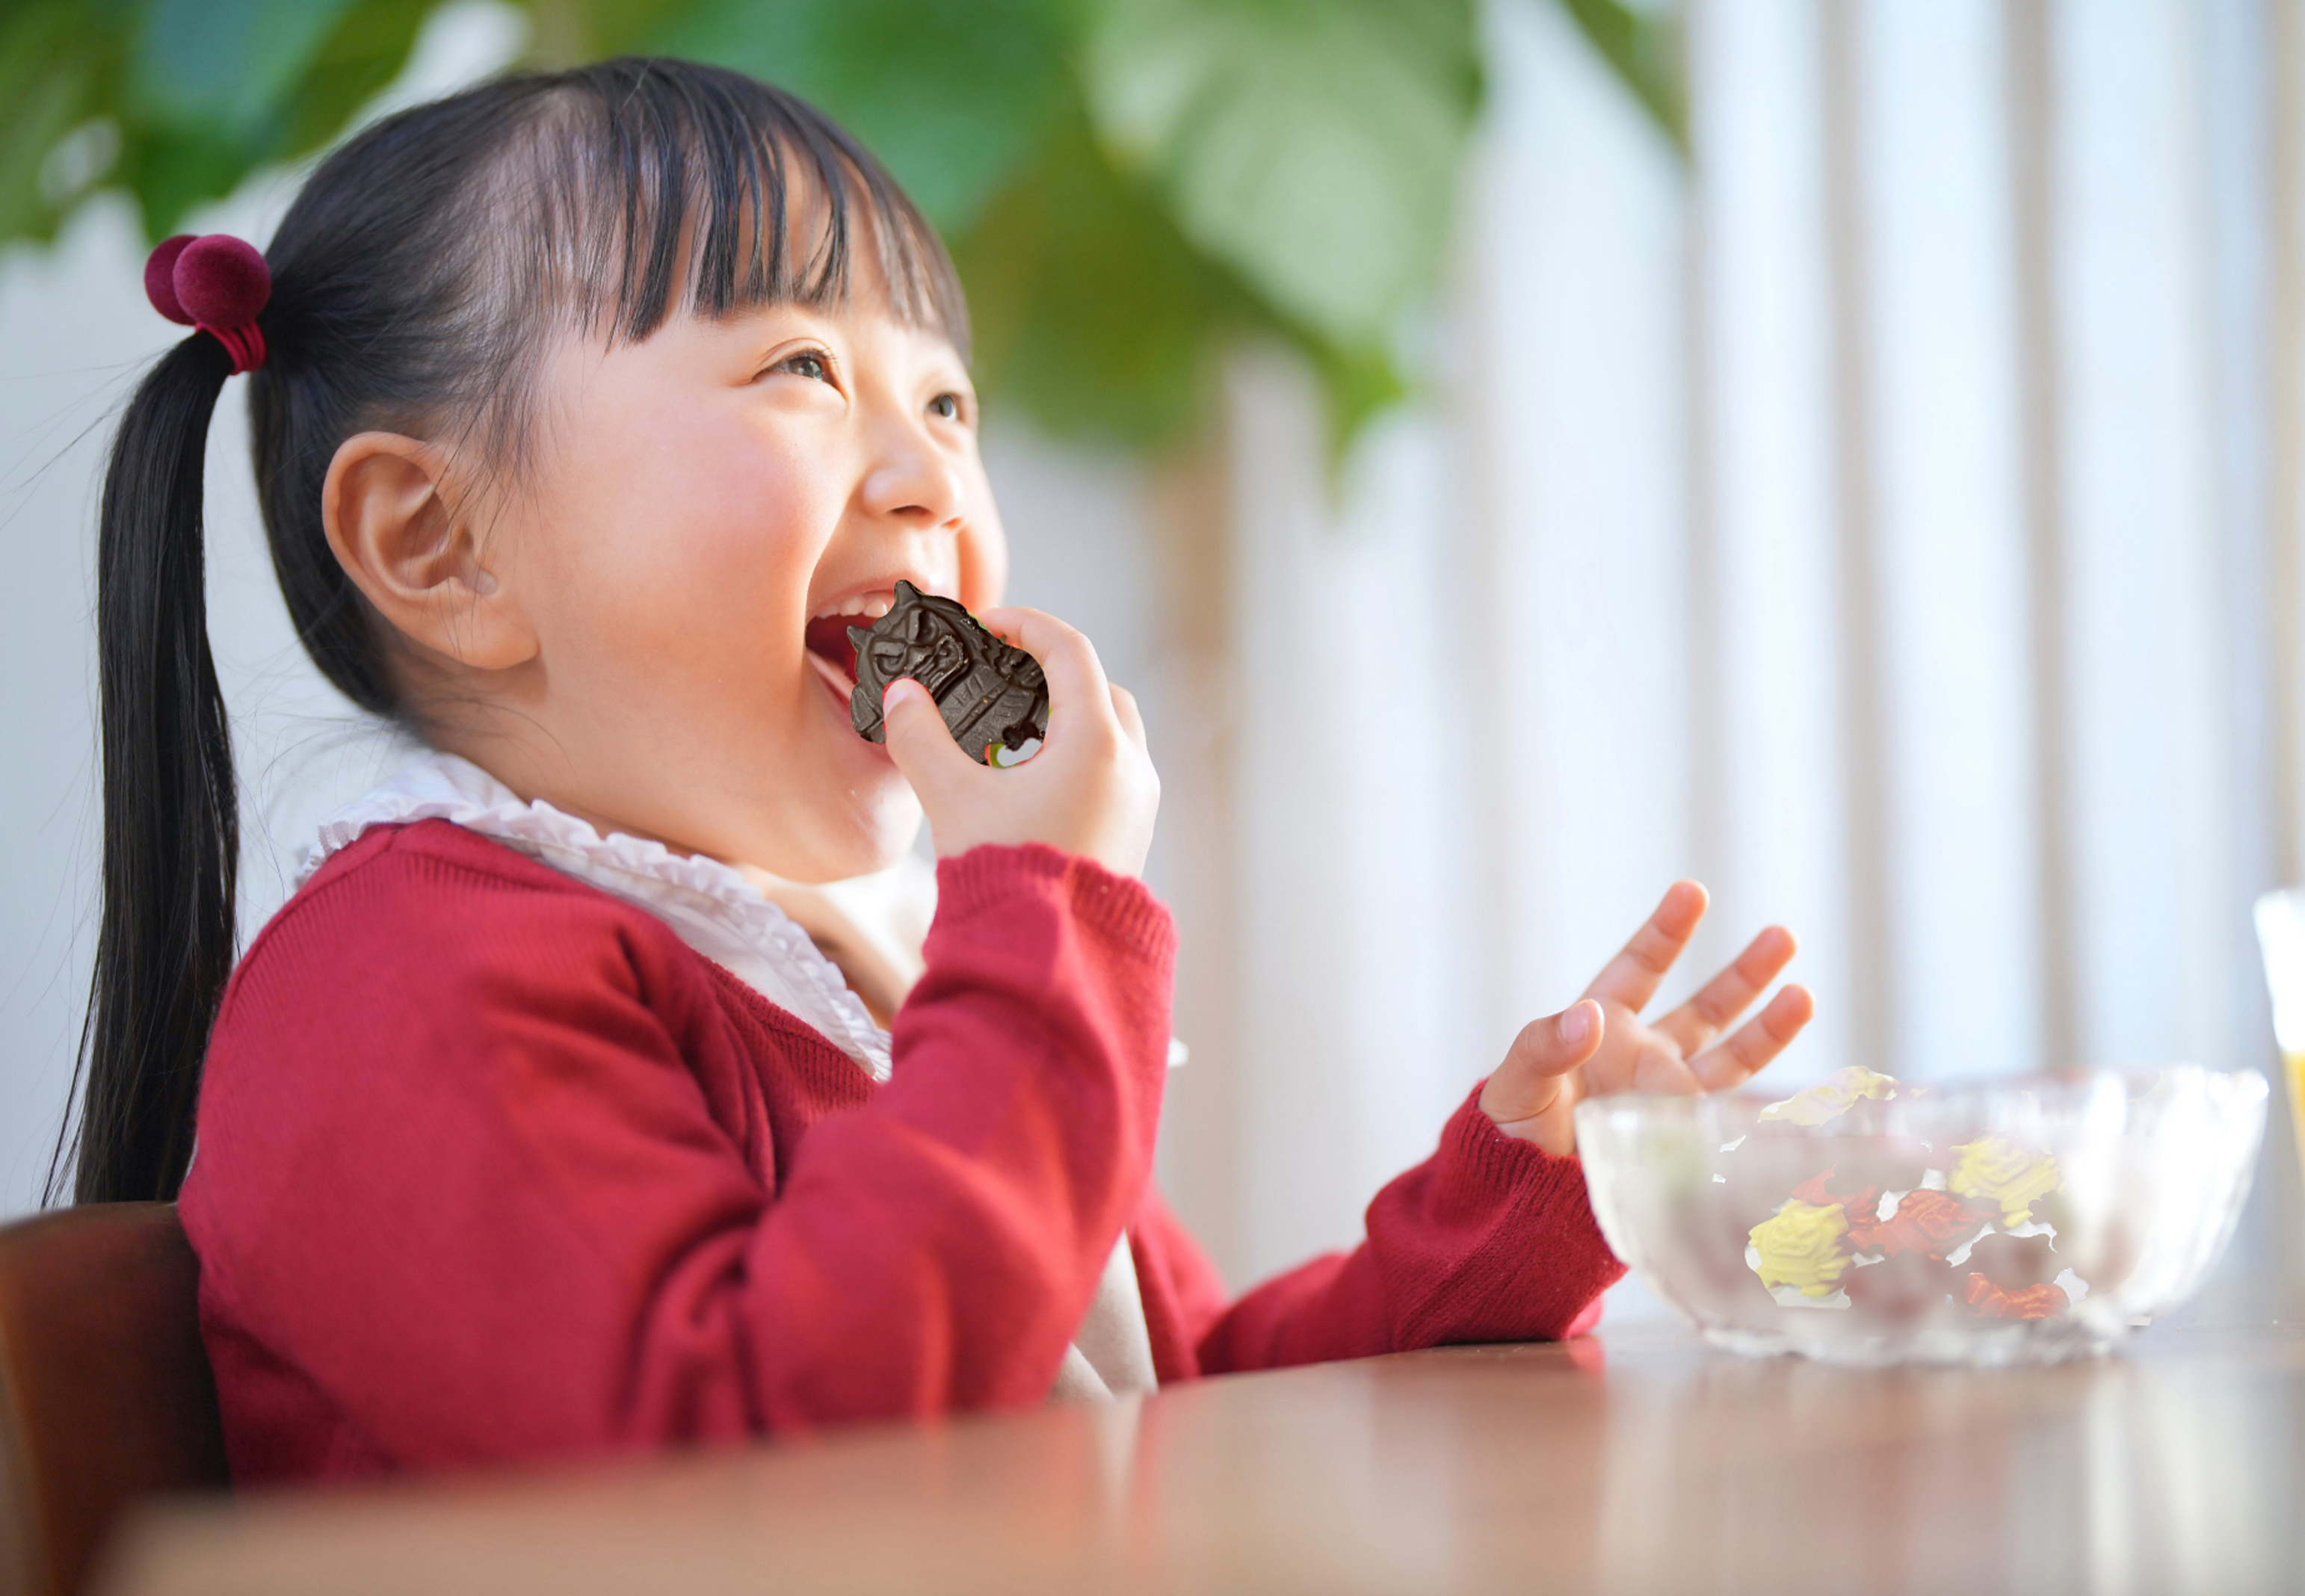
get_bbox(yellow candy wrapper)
[1947,1135,2063,1228]
[1757,1065,1901,1126]
[1748,1198,1853,1299]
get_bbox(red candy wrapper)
[1963,1273,2069,1320]
[1861,1189,1992,1261]
[1789,1165,1882,1224]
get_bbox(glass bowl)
[1574,1065,2268,1365]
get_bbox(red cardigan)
[178,820,1623,1483]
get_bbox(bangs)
[494,59,969,358]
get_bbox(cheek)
[538,406,839,665]
[957,476,1010,611]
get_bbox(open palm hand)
[1478,881,1815,1157]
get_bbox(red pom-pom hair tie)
[145,233,270,374]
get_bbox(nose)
[860,415,963,531]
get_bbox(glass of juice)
[2250,888,2305,1183]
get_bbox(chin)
[855,802,926,877]
[800,780,924,884]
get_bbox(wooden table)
[96,1289,2305,1596]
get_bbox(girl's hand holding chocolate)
[878,606,1159,879]
[1480,881,1815,1157]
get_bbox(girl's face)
[364,294,1007,882]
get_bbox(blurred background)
[1,0,2301,1314]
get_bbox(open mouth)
[803,590,898,696]
[804,613,863,683]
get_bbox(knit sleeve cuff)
[935,842,1177,965]
[1438,1080,1587,1198]
[1377,1083,1626,1348]
[1441,1082,1623,1273]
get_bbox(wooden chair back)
[0,1203,226,1596]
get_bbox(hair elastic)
[144,234,271,374]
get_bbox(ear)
[321,432,538,672]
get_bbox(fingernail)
[1561,1001,1594,1046]
[883,677,920,708]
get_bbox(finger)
[879,676,984,801]
[1479,1000,1605,1125]
[977,607,1113,729]
[1688,984,1815,1092]
[1108,682,1148,752]
[1653,925,1798,1057]
[1582,880,1709,1014]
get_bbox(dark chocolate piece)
[848,580,1049,764]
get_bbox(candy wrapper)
[1736,1068,2086,1320]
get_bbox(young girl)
[66,58,1813,1482]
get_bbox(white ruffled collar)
[297,750,895,1080]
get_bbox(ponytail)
[55,333,240,1204]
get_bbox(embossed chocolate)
[848,580,1049,764]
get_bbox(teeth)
[815,590,898,621]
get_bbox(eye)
[928,392,965,422]
[774,347,834,383]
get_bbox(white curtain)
[1185,0,2304,1292]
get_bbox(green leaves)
[0,4,111,243]
[0,0,1682,454]
[1558,0,1684,150]
[660,0,1070,236]
[0,0,443,241]
[1083,0,1479,351]
[951,95,1247,448]
[129,0,361,139]
[268,0,439,161]
[1065,0,1480,452]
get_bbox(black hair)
[55,58,968,1204]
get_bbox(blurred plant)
[0,0,1679,452]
